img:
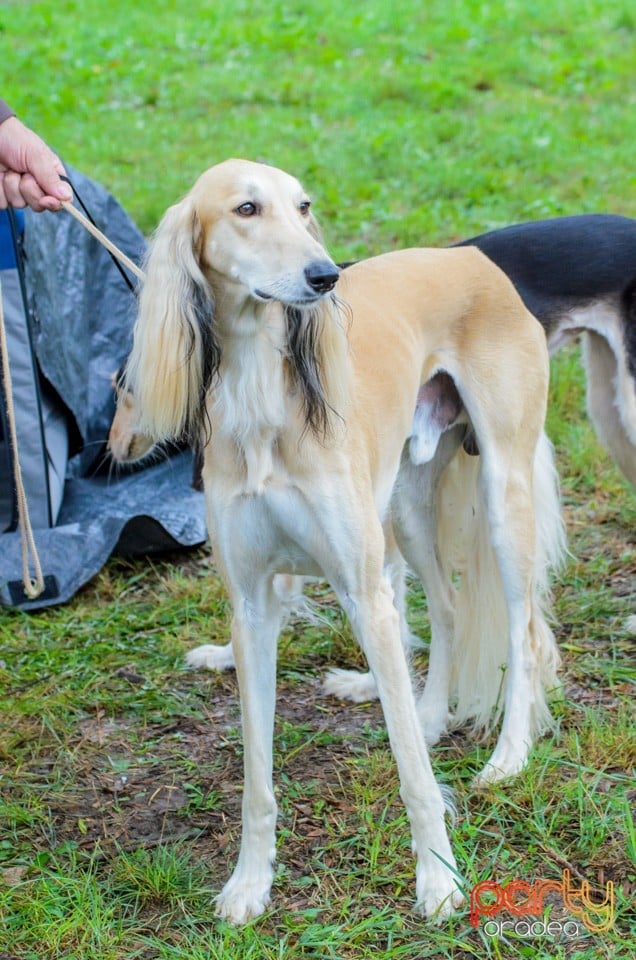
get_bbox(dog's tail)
[437,431,565,736]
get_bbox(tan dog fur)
[126,159,564,924]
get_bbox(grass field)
[1,1,635,957]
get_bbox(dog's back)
[455,213,636,326]
[335,245,548,510]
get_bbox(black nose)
[304,260,340,294]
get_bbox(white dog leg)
[341,567,463,919]
[583,330,636,486]
[392,430,463,743]
[215,584,282,924]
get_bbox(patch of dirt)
[9,501,635,910]
[24,605,632,875]
[42,674,388,874]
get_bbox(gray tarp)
[0,167,206,610]
[0,266,68,529]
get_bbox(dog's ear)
[125,198,220,442]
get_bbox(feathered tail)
[437,431,566,737]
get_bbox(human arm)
[0,101,72,212]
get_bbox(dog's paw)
[472,763,520,789]
[322,668,379,703]
[215,874,272,925]
[185,643,235,672]
[416,868,464,922]
[417,700,450,745]
[472,736,529,788]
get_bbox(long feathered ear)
[125,198,219,442]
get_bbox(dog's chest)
[213,334,289,491]
[240,431,279,492]
[207,468,355,583]
[215,401,287,494]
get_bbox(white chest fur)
[214,324,288,492]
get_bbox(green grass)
[1,1,635,957]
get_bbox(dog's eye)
[299,200,311,216]
[235,202,258,217]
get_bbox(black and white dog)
[456,214,636,487]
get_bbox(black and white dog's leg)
[582,329,636,487]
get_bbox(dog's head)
[191,159,339,308]
[125,160,341,442]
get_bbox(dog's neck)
[211,296,349,492]
[216,297,285,410]
[210,301,290,492]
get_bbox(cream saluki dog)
[126,159,564,924]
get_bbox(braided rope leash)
[0,275,45,598]
[60,200,146,281]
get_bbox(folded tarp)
[0,167,206,610]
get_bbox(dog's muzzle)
[304,260,340,295]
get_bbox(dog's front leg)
[215,583,283,924]
[341,562,463,920]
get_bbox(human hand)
[0,116,72,212]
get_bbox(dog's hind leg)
[335,526,463,919]
[467,433,563,786]
[215,578,284,924]
[186,575,306,673]
[391,427,464,744]
[582,330,636,486]
[322,526,409,705]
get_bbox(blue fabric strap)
[0,209,25,270]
